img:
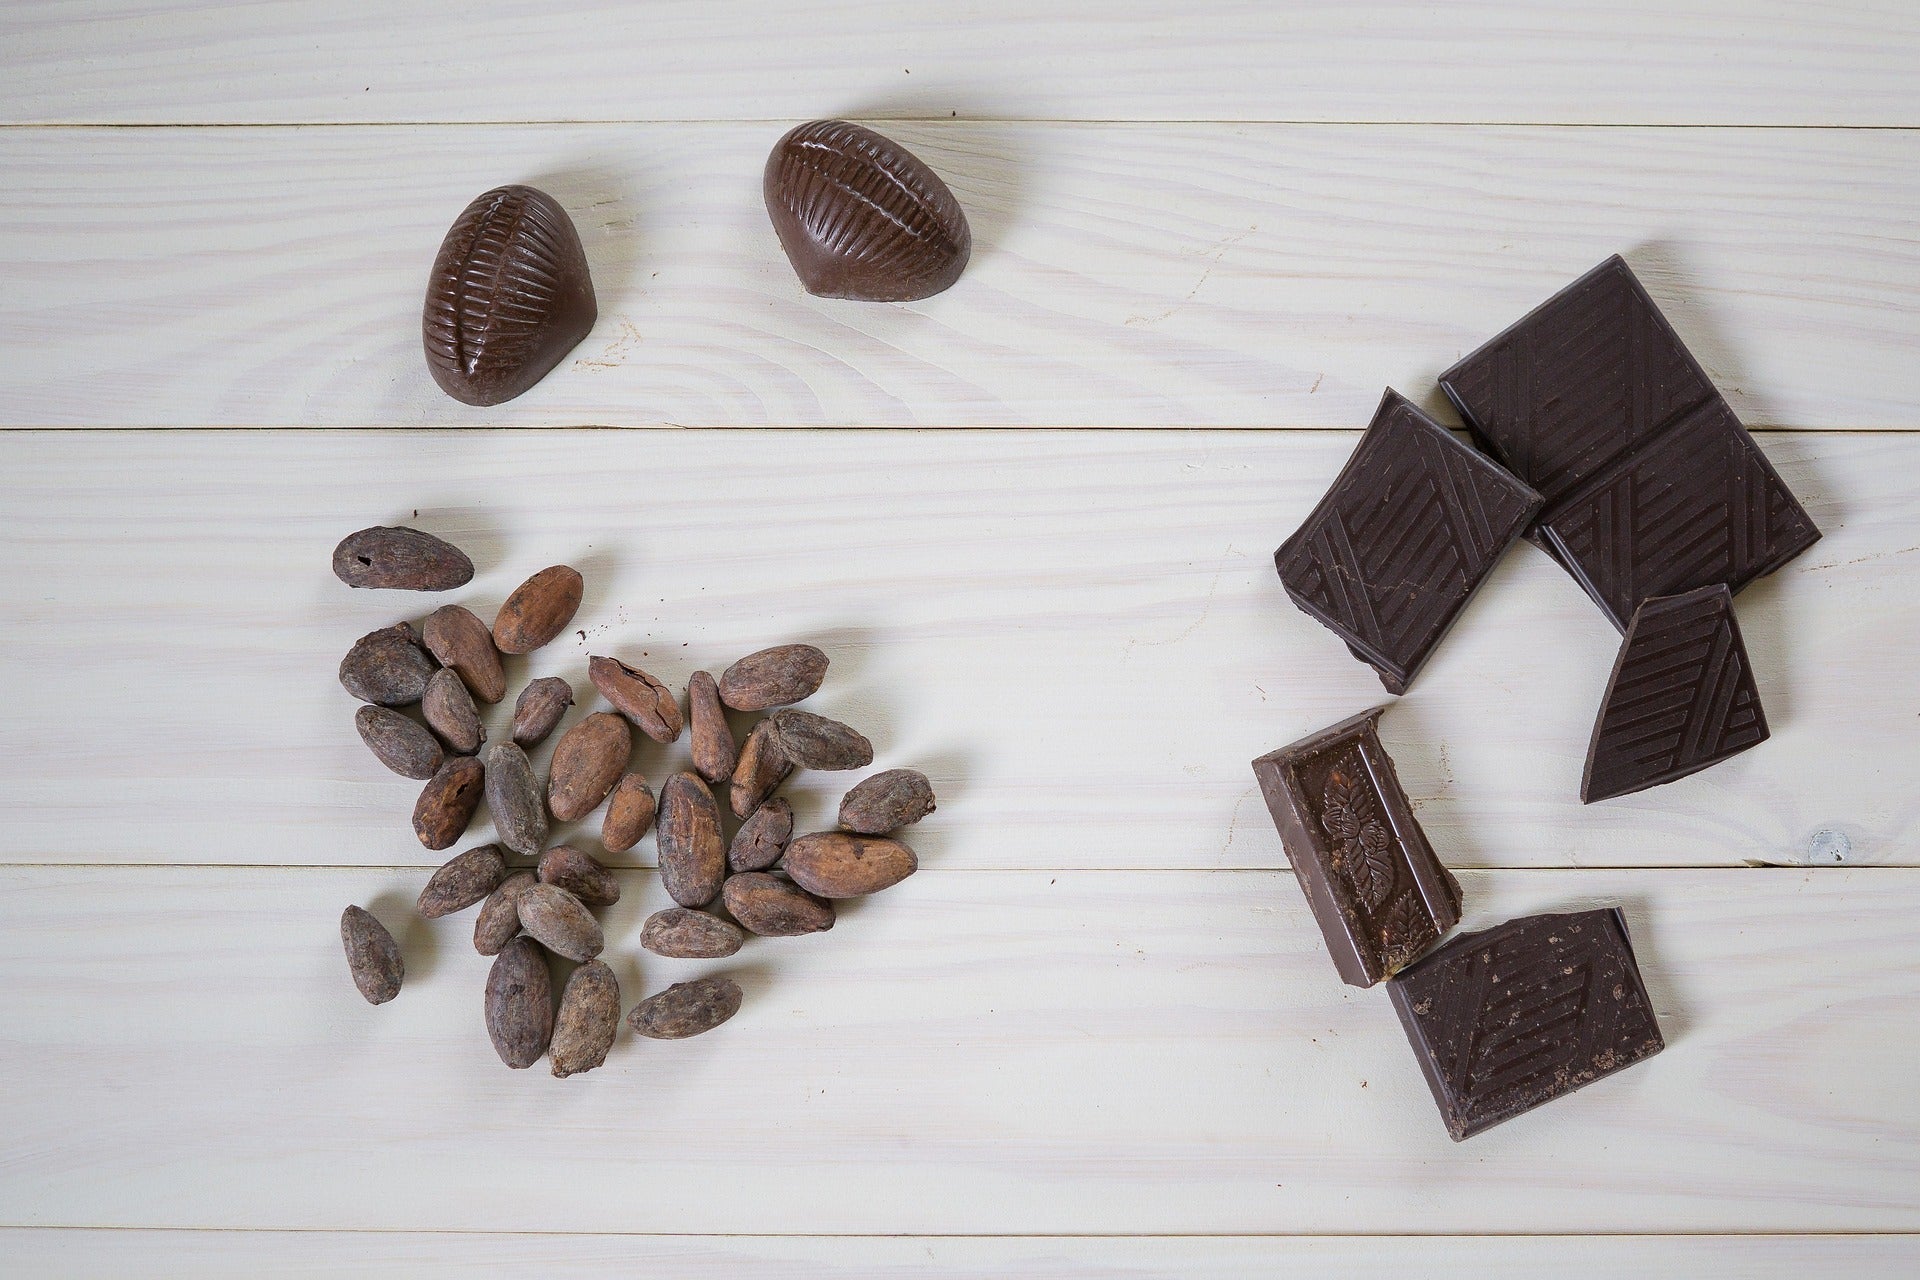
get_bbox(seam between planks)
[8,120,1920,131]
[1,1225,1915,1239]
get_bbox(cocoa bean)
[417,842,506,917]
[537,844,620,906]
[838,768,936,834]
[339,622,437,706]
[473,869,535,956]
[729,719,792,819]
[423,666,486,755]
[340,905,404,1004]
[413,756,486,851]
[687,670,737,783]
[782,832,917,898]
[492,565,583,654]
[767,709,872,771]
[512,676,574,748]
[354,705,443,780]
[626,975,742,1040]
[550,959,620,1078]
[516,882,604,961]
[601,773,656,853]
[717,643,828,711]
[547,711,631,822]
[588,655,683,743]
[332,526,473,592]
[484,742,547,858]
[658,772,725,908]
[728,796,792,872]
[640,907,746,958]
[422,604,506,704]
[722,872,835,936]
[485,935,553,1069]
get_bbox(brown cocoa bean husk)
[340,905,404,1004]
[339,622,438,706]
[354,705,444,780]
[687,670,737,783]
[516,882,605,961]
[422,604,506,704]
[484,743,547,858]
[728,796,793,872]
[492,564,583,654]
[332,526,474,592]
[717,643,828,712]
[537,844,621,906]
[729,719,793,819]
[722,872,835,936]
[657,772,725,908]
[640,907,746,958]
[473,869,536,956]
[417,841,506,917]
[601,773,656,853]
[588,655,683,744]
[782,832,917,898]
[485,936,553,1069]
[511,676,574,748]
[767,709,873,771]
[838,768,937,834]
[423,666,486,755]
[550,959,620,1078]
[626,975,742,1040]
[547,711,631,822]
[413,756,486,851]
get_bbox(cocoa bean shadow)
[896,745,971,872]
[523,164,649,321]
[369,886,444,988]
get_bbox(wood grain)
[3,124,1918,428]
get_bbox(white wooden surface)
[3,3,1918,1274]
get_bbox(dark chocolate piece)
[764,120,971,302]
[1439,256,1819,630]
[423,185,597,406]
[1583,583,1767,802]
[1252,707,1463,987]
[1275,389,1542,694]
[1386,908,1663,1141]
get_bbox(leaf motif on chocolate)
[1320,768,1361,842]
[1323,755,1394,911]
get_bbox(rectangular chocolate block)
[1252,707,1462,987]
[1387,907,1664,1141]
[1275,389,1542,694]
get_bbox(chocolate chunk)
[1386,908,1664,1141]
[1440,256,1819,630]
[423,185,597,406]
[763,120,971,302]
[1584,584,1767,802]
[1252,707,1462,987]
[1275,389,1542,694]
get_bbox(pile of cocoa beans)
[332,525,934,1077]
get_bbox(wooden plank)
[4,1,1918,126]
[3,430,1907,871]
[3,124,1918,429]
[2,864,1915,1233]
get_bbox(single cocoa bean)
[550,959,620,1078]
[537,844,621,906]
[767,709,872,770]
[588,655,683,743]
[339,622,437,706]
[626,975,742,1040]
[516,882,605,961]
[473,869,535,955]
[601,773,656,853]
[838,768,936,834]
[423,666,486,755]
[512,676,574,748]
[332,526,474,592]
[640,907,745,959]
[413,756,486,851]
[340,905,404,1004]
[547,711,631,822]
[728,796,792,872]
[782,832,917,898]
[687,670,737,783]
[492,564,583,654]
[658,772,725,908]
[484,742,547,858]
[729,719,793,819]
[422,604,506,704]
[417,841,506,917]
[485,935,553,1069]
[717,643,828,711]
[354,705,443,780]
[722,872,835,936]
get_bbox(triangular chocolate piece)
[1583,584,1767,802]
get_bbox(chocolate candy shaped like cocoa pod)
[627,975,742,1040]
[332,526,473,592]
[340,905,404,1004]
[764,121,970,302]
[485,936,553,1070]
[550,959,620,1078]
[423,184,597,406]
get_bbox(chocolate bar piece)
[1252,707,1462,986]
[1584,583,1767,802]
[1439,256,1819,631]
[1387,908,1664,1141]
[1275,390,1542,694]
